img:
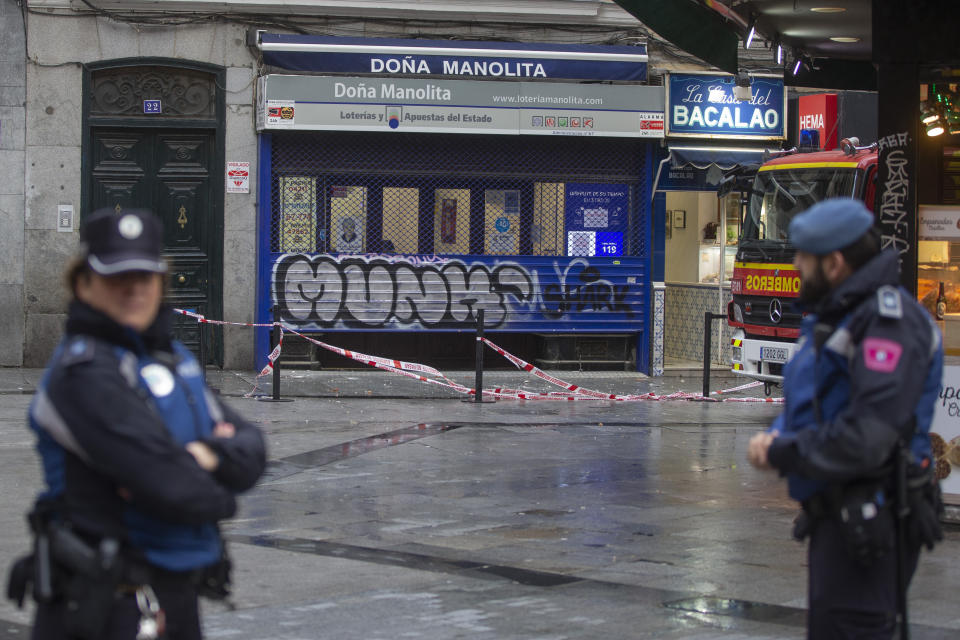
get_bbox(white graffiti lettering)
[272,254,635,329]
[879,140,910,260]
[274,255,534,328]
[337,253,449,266]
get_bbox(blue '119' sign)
[564,183,628,257]
[665,73,785,140]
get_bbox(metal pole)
[702,312,726,398]
[703,311,713,398]
[474,309,484,403]
[464,309,494,403]
[272,304,281,401]
[198,317,207,383]
[259,305,293,403]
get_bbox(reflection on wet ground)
[1,395,959,639]
[217,415,960,638]
[232,533,583,587]
[280,423,462,468]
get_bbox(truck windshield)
[743,167,860,243]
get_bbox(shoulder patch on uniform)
[60,338,94,367]
[876,285,902,319]
[863,337,903,373]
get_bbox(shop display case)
[918,205,960,353]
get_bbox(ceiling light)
[927,120,945,137]
[745,19,756,49]
[775,42,783,65]
[948,114,960,136]
[921,102,940,124]
[830,37,861,43]
[792,54,804,76]
[810,7,847,13]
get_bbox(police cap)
[80,208,166,275]
[788,197,874,255]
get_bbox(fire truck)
[725,137,878,393]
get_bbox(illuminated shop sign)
[665,73,786,140]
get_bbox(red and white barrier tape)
[244,333,284,398]
[480,337,782,403]
[174,308,783,403]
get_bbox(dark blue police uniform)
[28,301,266,640]
[9,208,267,640]
[765,199,943,639]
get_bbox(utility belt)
[794,459,944,567]
[6,508,231,640]
[798,478,895,566]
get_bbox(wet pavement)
[0,369,959,638]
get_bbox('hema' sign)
[798,93,838,150]
[665,73,786,140]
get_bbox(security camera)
[734,71,752,102]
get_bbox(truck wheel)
[764,382,773,397]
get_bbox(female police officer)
[21,208,266,639]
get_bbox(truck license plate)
[761,347,789,363]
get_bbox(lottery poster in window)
[440,199,457,244]
[564,183,629,256]
[532,182,565,256]
[279,176,316,253]
[330,185,367,253]
[434,190,470,254]
[485,189,520,255]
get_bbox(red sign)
[225,161,249,194]
[228,168,247,184]
[733,264,800,297]
[798,93,838,150]
[640,118,664,131]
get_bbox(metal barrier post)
[464,309,495,403]
[702,312,727,398]
[198,317,207,383]
[271,305,281,400]
[259,304,293,403]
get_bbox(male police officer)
[747,198,944,639]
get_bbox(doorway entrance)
[83,60,225,364]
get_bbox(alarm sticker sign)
[226,162,250,194]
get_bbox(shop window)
[330,185,367,253]
[267,132,648,259]
[664,191,732,284]
[382,187,418,253]
[721,191,741,281]
[533,182,565,255]
[918,147,960,352]
[433,189,470,254]
[278,176,318,252]
[484,189,521,255]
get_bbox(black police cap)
[80,208,166,275]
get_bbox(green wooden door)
[89,127,222,364]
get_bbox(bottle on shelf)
[936,281,947,321]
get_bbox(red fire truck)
[726,138,878,392]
